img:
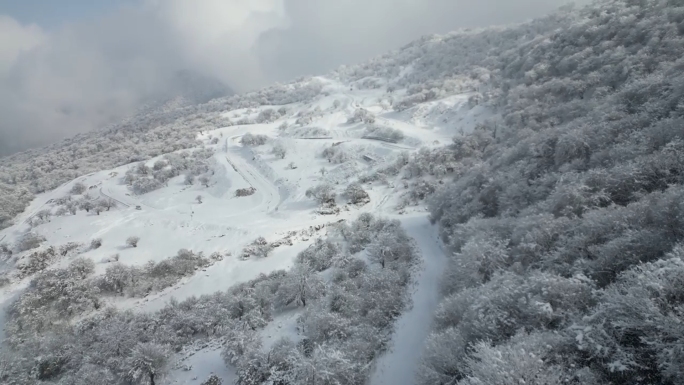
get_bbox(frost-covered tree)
[275,265,325,308]
[367,228,413,269]
[306,184,336,206]
[272,142,287,159]
[79,199,94,213]
[103,198,117,211]
[126,343,168,385]
[70,182,87,195]
[344,182,370,205]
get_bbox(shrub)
[70,183,87,195]
[15,231,47,252]
[347,108,376,124]
[126,236,140,248]
[240,237,273,259]
[90,238,102,250]
[236,187,257,197]
[321,145,353,164]
[241,133,268,146]
[363,125,405,143]
[272,142,287,159]
[306,184,336,206]
[344,183,370,205]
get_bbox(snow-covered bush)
[235,187,256,197]
[90,238,102,250]
[321,145,353,164]
[240,237,273,259]
[255,108,280,124]
[34,209,52,223]
[17,246,57,278]
[296,239,346,272]
[97,249,211,297]
[272,141,287,159]
[347,108,376,124]
[70,182,87,195]
[126,236,140,248]
[344,182,370,205]
[201,375,222,385]
[305,184,336,206]
[8,257,100,333]
[281,126,330,138]
[15,231,46,252]
[240,133,268,147]
[363,124,405,143]
[125,150,214,195]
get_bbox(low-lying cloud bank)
[0,0,588,156]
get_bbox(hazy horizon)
[0,0,589,156]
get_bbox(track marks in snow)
[369,214,447,385]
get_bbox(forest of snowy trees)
[417,1,684,384]
[0,215,416,385]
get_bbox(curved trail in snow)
[224,147,281,214]
[368,214,447,385]
[99,187,130,208]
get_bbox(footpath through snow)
[369,214,447,385]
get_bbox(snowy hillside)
[3,1,684,384]
[0,69,488,384]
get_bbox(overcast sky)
[0,0,589,156]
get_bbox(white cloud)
[0,15,45,74]
[255,0,592,82]
[0,0,588,156]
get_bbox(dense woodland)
[420,1,684,384]
[1,0,683,384]
[0,215,415,385]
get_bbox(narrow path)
[225,148,280,213]
[368,214,447,385]
[99,187,131,208]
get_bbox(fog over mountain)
[0,0,586,156]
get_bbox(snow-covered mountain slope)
[4,1,682,384]
[0,73,489,384]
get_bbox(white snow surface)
[0,77,489,384]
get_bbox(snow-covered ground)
[0,77,488,384]
[368,214,447,385]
